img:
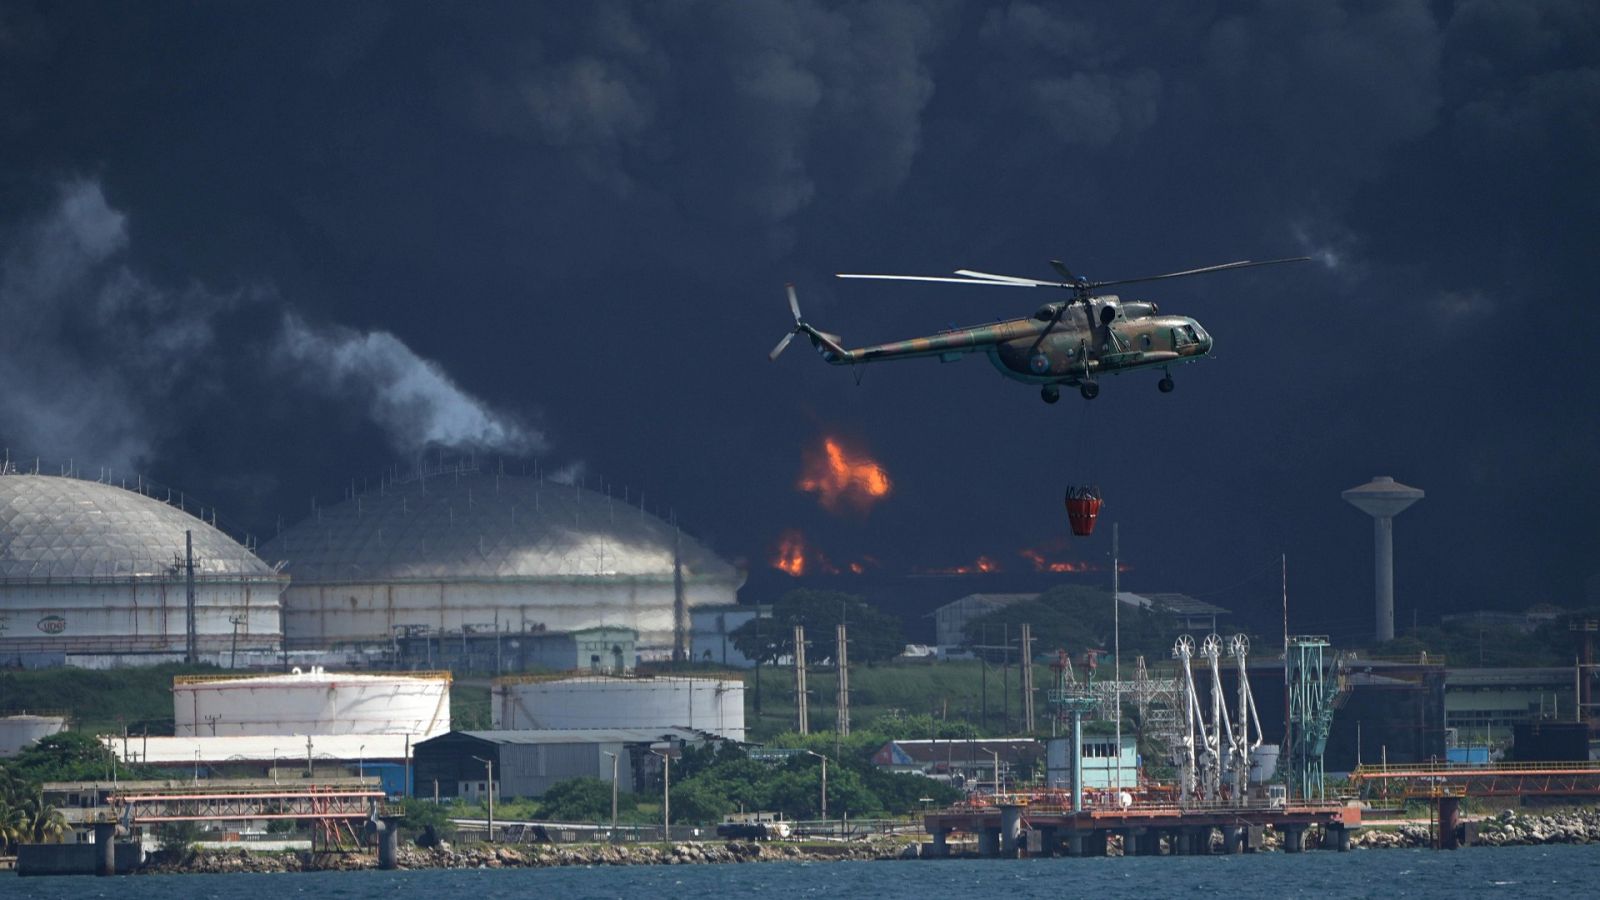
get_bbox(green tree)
[730,589,904,666]
[538,777,638,822]
[8,731,127,783]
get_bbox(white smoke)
[276,313,546,457]
[0,180,240,470]
[0,179,551,471]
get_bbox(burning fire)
[797,437,892,513]
[920,555,1003,576]
[1019,547,1096,573]
[773,529,808,576]
[770,531,880,576]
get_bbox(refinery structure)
[261,467,744,662]
[0,472,286,667]
[491,673,746,741]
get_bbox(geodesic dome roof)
[261,469,741,585]
[0,474,278,580]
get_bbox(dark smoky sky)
[1,1,1595,642]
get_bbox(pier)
[923,798,1359,858]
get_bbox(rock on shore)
[1351,809,1600,849]
[138,839,907,874]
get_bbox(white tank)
[174,668,451,738]
[259,470,743,658]
[492,675,744,741]
[0,474,285,662]
[0,713,67,757]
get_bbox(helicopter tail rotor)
[770,284,846,361]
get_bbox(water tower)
[1342,476,1424,642]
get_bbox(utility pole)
[603,750,619,839]
[1021,624,1034,733]
[184,530,197,664]
[228,614,245,669]
[1112,522,1121,791]
[472,755,495,842]
[836,622,850,736]
[794,625,809,735]
[672,526,688,663]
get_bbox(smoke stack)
[1342,476,1424,643]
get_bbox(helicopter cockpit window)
[1173,326,1192,347]
[1183,324,1200,343]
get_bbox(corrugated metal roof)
[0,474,277,581]
[1119,591,1230,617]
[261,469,740,584]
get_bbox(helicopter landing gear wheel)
[1079,382,1100,400]
[1158,375,1175,393]
[1041,385,1060,404]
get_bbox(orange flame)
[773,529,807,576]
[797,437,892,514]
[770,529,844,576]
[1019,547,1096,573]
[920,555,1003,576]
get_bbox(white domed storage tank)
[174,667,451,737]
[0,712,68,757]
[0,473,285,664]
[261,468,744,657]
[492,675,745,741]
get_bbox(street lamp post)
[471,755,495,842]
[805,751,830,822]
[602,750,619,839]
[649,747,672,843]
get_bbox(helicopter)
[769,256,1307,402]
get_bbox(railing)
[1351,760,1600,778]
[172,670,453,685]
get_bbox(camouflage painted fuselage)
[815,295,1213,387]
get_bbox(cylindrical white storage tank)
[0,713,68,757]
[0,474,285,664]
[174,668,451,737]
[260,469,744,658]
[492,675,745,741]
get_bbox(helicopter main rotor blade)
[768,330,798,361]
[1049,260,1080,285]
[1086,256,1310,290]
[953,269,1056,286]
[836,273,1034,286]
[786,283,802,322]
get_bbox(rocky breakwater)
[1351,808,1600,849]
[139,839,909,874]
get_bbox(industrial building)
[173,667,451,738]
[1045,734,1140,791]
[491,674,746,741]
[0,473,285,667]
[931,594,1036,649]
[871,738,1043,790]
[412,727,724,801]
[261,467,744,661]
[1117,592,1231,635]
[689,603,769,667]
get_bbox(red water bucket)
[1064,487,1102,536]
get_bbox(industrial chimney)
[1342,476,1424,643]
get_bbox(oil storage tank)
[0,712,68,757]
[0,473,285,666]
[261,467,744,658]
[492,674,745,741]
[174,667,451,737]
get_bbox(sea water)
[9,844,1600,900]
